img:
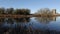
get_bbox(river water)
[0,17,60,34]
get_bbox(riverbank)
[0,14,59,18]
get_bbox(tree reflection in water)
[0,17,60,34]
[0,17,31,34]
[0,17,30,24]
[0,18,5,22]
[35,17,56,24]
[14,17,30,23]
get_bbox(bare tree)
[0,8,5,14]
[6,8,14,14]
[14,9,30,15]
[35,8,53,16]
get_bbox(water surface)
[0,17,60,34]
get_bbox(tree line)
[0,8,56,16]
[35,8,56,16]
[0,8,30,15]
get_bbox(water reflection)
[14,17,30,22]
[0,18,5,22]
[0,17,30,24]
[35,17,56,24]
[0,17,60,34]
[0,17,31,34]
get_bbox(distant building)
[51,9,56,15]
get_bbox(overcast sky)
[0,0,60,13]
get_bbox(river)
[0,17,60,34]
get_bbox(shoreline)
[0,14,59,18]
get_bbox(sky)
[0,0,60,14]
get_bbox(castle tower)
[52,9,56,15]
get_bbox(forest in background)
[0,8,30,15]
